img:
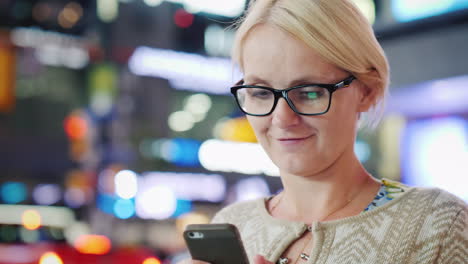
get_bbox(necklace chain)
[270,178,369,221]
[272,178,370,263]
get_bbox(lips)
[277,134,314,141]
[277,135,314,149]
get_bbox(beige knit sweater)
[212,185,468,263]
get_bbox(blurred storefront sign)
[387,75,468,116]
[128,46,241,94]
[11,27,89,69]
[97,171,224,220]
[198,139,280,176]
[139,172,226,203]
[0,33,15,113]
[0,204,75,228]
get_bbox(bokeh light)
[143,257,162,264]
[136,185,177,220]
[113,199,136,219]
[160,138,201,167]
[64,187,87,208]
[184,93,212,122]
[97,0,118,22]
[22,210,42,230]
[168,111,196,132]
[33,184,62,205]
[0,182,27,204]
[39,252,64,264]
[74,234,112,255]
[64,114,88,140]
[58,2,83,28]
[114,170,138,199]
[174,9,194,28]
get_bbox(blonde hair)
[231,0,390,129]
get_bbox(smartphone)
[183,223,250,264]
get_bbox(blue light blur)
[113,199,135,219]
[0,182,27,204]
[97,193,115,215]
[172,199,192,218]
[161,138,201,167]
[392,0,468,22]
[97,193,137,219]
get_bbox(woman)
[184,0,468,263]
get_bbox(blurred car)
[0,204,162,264]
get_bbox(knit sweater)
[212,183,468,263]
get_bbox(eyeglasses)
[230,76,356,116]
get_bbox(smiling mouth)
[277,135,314,141]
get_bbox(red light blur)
[64,115,88,140]
[174,9,194,28]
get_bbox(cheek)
[329,93,361,124]
[318,102,359,145]
[247,116,269,139]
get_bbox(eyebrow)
[240,75,328,87]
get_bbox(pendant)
[277,257,290,264]
[300,253,310,261]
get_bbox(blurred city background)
[0,0,467,263]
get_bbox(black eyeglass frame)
[230,75,356,116]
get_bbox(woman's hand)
[254,255,274,264]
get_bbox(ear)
[356,79,378,113]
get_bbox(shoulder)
[401,187,468,261]
[381,179,466,213]
[374,180,467,228]
[400,186,468,232]
[211,197,266,224]
[408,185,467,212]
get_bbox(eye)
[303,91,320,99]
[298,88,326,100]
[248,88,272,99]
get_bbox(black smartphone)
[183,223,250,264]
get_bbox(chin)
[275,157,322,176]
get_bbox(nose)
[271,98,301,128]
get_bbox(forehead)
[241,24,344,84]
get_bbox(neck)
[274,153,379,223]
